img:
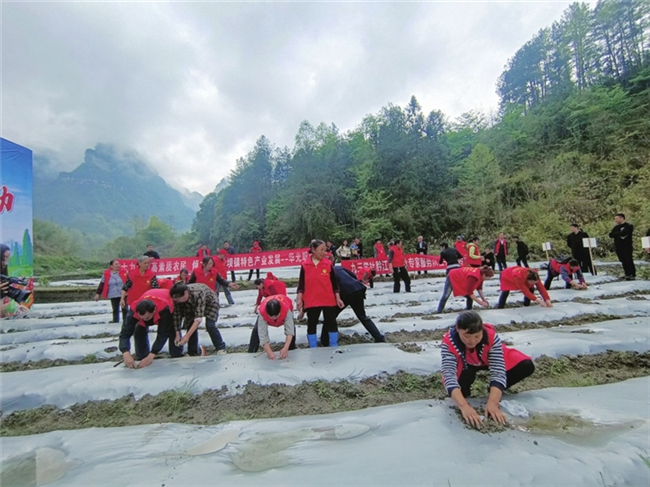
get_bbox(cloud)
[1,1,578,194]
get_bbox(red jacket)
[101,268,126,299]
[126,268,157,306]
[197,248,212,259]
[250,242,262,253]
[454,241,468,258]
[132,289,175,327]
[157,278,174,290]
[390,246,405,267]
[448,267,484,297]
[442,323,530,379]
[465,243,482,266]
[259,294,293,328]
[191,266,220,291]
[500,267,550,302]
[355,265,373,284]
[495,239,508,256]
[214,258,228,280]
[300,257,337,308]
[374,242,387,259]
[256,274,288,305]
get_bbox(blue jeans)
[437,276,472,313]
[219,284,235,305]
[186,317,225,356]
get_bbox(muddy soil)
[396,343,423,353]
[2,350,648,437]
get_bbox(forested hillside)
[193,0,650,257]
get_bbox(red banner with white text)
[340,254,447,273]
[120,248,311,275]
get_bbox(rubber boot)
[307,334,318,348]
[328,332,338,347]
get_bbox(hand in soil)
[123,352,136,369]
[460,404,483,428]
[484,402,507,425]
[266,351,277,360]
[138,355,154,368]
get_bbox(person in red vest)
[355,265,376,288]
[189,256,220,291]
[214,252,236,305]
[252,273,287,314]
[220,241,237,281]
[494,232,508,271]
[388,239,411,293]
[544,258,588,290]
[118,288,183,368]
[441,311,535,427]
[437,266,494,313]
[249,295,296,360]
[94,259,127,323]
[296,239,345,348]
[496,266,552,309]
[247,240,263,281]
[373,239,390,276]
[454,236,468,259]
[465,237,483,268]
[197,244,212,259]
[174,268,189,284]
[120,255,159,314]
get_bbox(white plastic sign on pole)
[642,236,650,250]
[542,242,552,251]
[582,238,598,276]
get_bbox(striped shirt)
[441,327,507,395]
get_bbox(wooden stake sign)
[582,237,598,276]
[542,242,552,262]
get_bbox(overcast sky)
[2,1,583,195]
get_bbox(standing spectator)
[350,239,360,259]
[567,224,594,274]
[355,237,364,258]
[454,236,468,259]
[143,244,160,259]
[437,266,493,313]
[415,235,428,275]
[119,289,183,368]
[120,256,159,315]
[333,266,385,343]
[197,244,211,259]
[248,240,262,281]
[326,240,338,258]
[544,258,588,290]
[494,233,508,271]
[388,239,411,293]
[438,242,463,274]
[465,237,483,268]
[609,213,636,280]
[513,236,529,268]
[496,267,552,309]
[296,240,345,348]
[94,259,127,323]
[170,282,237,356]
[374,239,386,259]
[213,253,235,306]
[441,311,534,428]
[248,295,296,359]
[221,241,237,281]
[482,247,496,270]
[336,240,352,260]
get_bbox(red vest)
[197,248,211,258]
[391,246,405,267]
[550,259,579,276]
[454,241,468,258]
[214,258,228,279]
[264,276,287,296]
[101,268,126,299]
[495,239,508,256]
[355,265,372,283]
[251,243,262,253]
[374,243,386,259]
[126,268,156,306]
[301,257,336,308]
[157,278,174,289]
[192,266,219,291]
[259,294,293,327]
[500,266,535,292]
[443,323,530,379]
[465,243,482,266]
[448,267,483,297]
[132,289,175,327]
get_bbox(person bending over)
[441,311,535,427]
[249,295,296,360]
[544,258,588,290]
[497,267,552,309]
[119,289,183,368]
[437,266,494,313]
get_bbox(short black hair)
[170,282,188,298]
[513,236,519,239]
[440,242,448,249]
[135,299,155,315]
[394,239,401,244]
[455,311,484,334]
[470,236,479,242]
[109,259,118,266]
[265,298,281,316]
[570,223,579,228]
[202,256,214,266]
[254,278,264,286]
[569,259,580,267]
[526,270,539,281]
[615,213,626,219]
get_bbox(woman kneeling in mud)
[441,311,534,427]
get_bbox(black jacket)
[515,240,529,258]
[609,222,634,250]
[416,240,428,254]
[567,230,589,257]
[334,266,366,298]
[439,247,462,267]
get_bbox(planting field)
[1,263,649,486]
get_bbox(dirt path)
[2,350,648,437]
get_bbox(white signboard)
[542,242,552,251]
[582,238,598,248]
[642,236,650,249]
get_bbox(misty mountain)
[34,144,199,242]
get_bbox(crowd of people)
[85,214,648,427]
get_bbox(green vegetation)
[192,0,650,259]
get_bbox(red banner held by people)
[340,254,447,273]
